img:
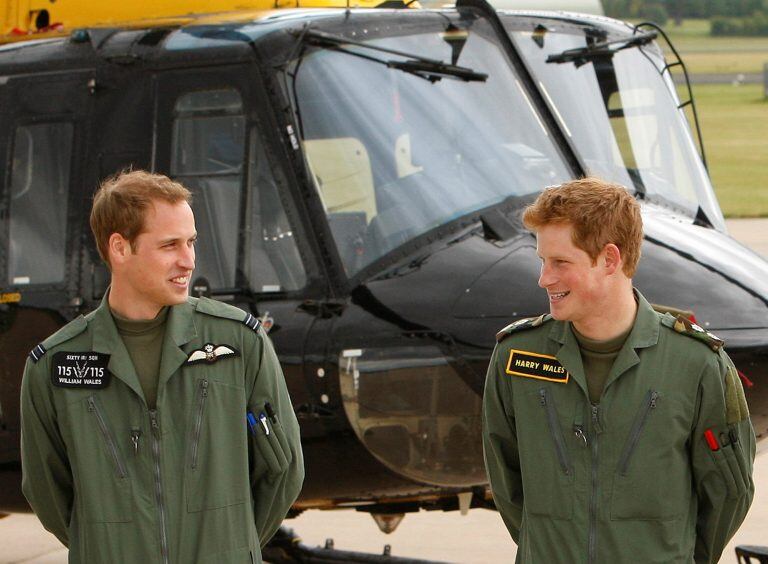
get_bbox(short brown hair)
[90,170,192,267]
[522,177,643,277]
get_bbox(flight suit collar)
[89,291,198,404]
[89,293,144,400]
[547,289,660,398]
[157,298,197,391]
[602,289,660,390]
[548,322,588,397]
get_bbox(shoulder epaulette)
[496,314,551,343]
[28,315,88,363]
[650,303,695,320]
[660,313,724,352]
[723,358,750,424]
[193,297,261,333]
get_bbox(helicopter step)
[263,527,449,564]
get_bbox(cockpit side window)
[170,88,307,293]
[244,129,307,293]
[7,122,72,286]
[171,89,246,290]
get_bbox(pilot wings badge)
[186,343,239,365]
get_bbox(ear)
[108,233,131,266]
[603,243,622,276]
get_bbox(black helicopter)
[0,0,766,561]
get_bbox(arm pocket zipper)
[189,379,209,469]
[87,395,128,479]
[617,390,659,476]
[539,388,573,476]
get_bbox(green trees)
[604,0,768,36]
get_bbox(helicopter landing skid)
[263,527,449,564]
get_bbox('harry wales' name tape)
[506,349,569,384]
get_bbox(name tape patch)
[506,349,569,383]
[51,352,111,389]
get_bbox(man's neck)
[572,286,638,342]
[108,281,162,321]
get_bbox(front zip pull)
[150,410,160,432]
[130,429,142,457]
[591,405,604,434]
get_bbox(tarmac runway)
[1,218,767,564]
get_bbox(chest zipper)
[588,404,603,564]
[190,379,209,470]
[87,396,127,479]
[539,388,572,476]
[618,390,659,476]
[149,410,170,564]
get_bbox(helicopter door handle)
[297,300,345,318]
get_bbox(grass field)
[691,83,768,217]
[656,19,768,75]
[641,19,768,216]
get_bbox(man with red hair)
[483,177,754,563]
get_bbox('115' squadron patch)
[506,349,569,383]
[51,352,111,389]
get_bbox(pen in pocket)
[265,402,277,423]
[247,411,270,436]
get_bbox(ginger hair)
[522,178,643,277]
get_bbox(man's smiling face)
[536,222,607,325]
[119,200,196,315]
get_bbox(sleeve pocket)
[251,408,291,475]
[707,430,749,499]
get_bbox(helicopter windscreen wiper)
[546,31,657,67]
[298,29,487,83]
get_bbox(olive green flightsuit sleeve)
[19,358,73,547]
[482,345,523,544]
[691,350,755,564]
[246,328,304,547]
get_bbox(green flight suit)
[20,294,304,564]
[483,291,755,564]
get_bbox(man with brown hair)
[20,170,303,563]
[482,178,754,563]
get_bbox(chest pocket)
[516,387,575,519]
[64,394,133,523]
[610,391,691,521]
[185,378,250,512]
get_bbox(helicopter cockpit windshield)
[288,16,571,277]
[507,22,726,231]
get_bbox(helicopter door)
[0,72,90,467]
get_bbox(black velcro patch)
[505,349,569,383]
[29,343,47,363]
[51,352,111,389]
[243,313,261,332]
